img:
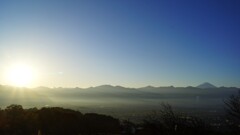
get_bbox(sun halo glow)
[6,64,35,87]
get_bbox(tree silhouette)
[141,103,208,135]
[0,103,234,135]
[224,90,240,132]
[225,90,240,119]
[82,113,120,134]
[38,107,81,135]
[0,104,121,135]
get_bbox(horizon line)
[1,83,239,89]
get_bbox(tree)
[224,90,240,131]
[38,107,81,135]
[82,113,120,134]
[225,90,240,120]
[142,103,208,135]
[5,104,26,135]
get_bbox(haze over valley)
[0,82,238,120]
[0,0,240,134]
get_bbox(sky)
[0,0,240,88]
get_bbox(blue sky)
[0,0,240,87]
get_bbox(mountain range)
[0,83,239,115]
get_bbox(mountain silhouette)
[0,84,239,109]
[197,82,217,89]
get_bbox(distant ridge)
[139,85,156,89]
[197,82,217,89]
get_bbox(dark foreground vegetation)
[0,91,240,135]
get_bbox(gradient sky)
[0,0,240,88]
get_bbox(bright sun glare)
[6,64,35,87]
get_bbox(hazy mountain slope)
[0,85,52,107]
[0,84,239,109]
[197,82,217,89]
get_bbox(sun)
[6,64,35,87]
